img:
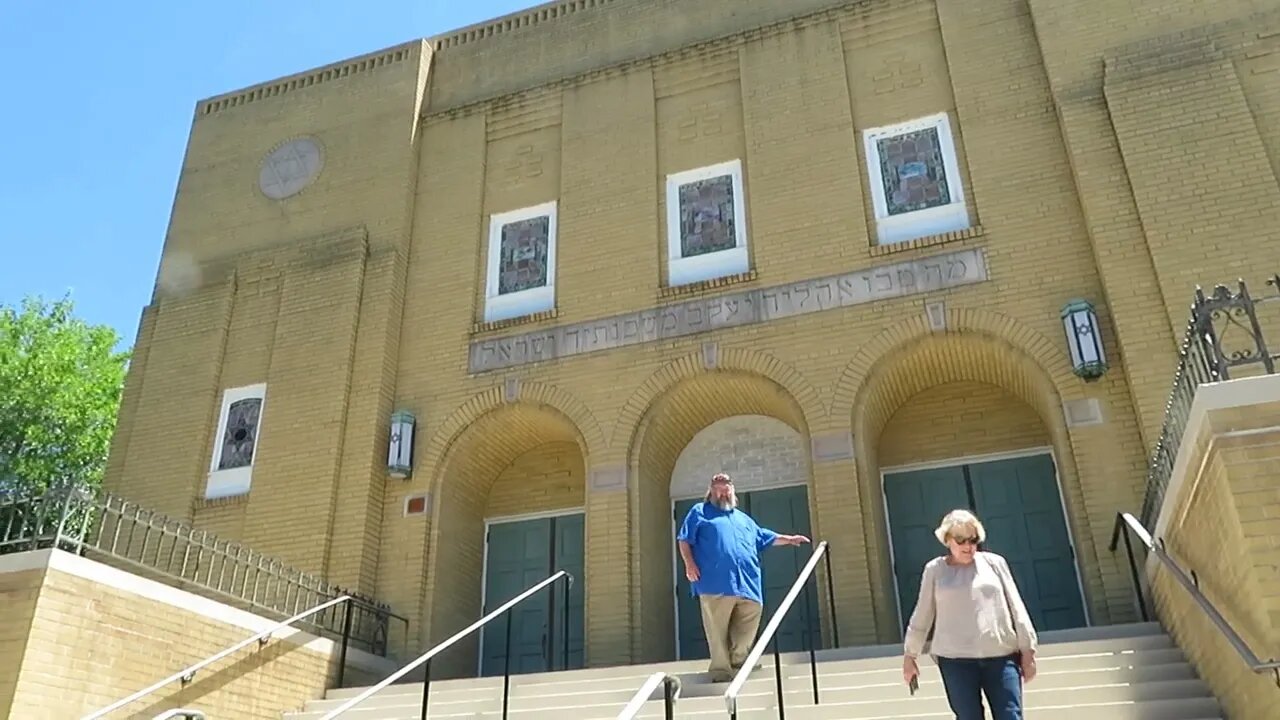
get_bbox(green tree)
[0,296,130,495]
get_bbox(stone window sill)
[473,308,559,335]
[658,269,758,300]
[193,493,249,511]
[870,225,985,258]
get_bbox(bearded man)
[676,472,811,682]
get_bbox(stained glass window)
[876,127,951,216]
[678,174,737,258]
[497,215,550,295]
[217,398,262,470]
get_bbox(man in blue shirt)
[676,472,810,682]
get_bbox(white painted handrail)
[83,595,353,720]
[616,672,680,719]
[724,541,829,716]
[319,571,571,719]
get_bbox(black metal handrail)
[616,672,681,719]
[83,593,384,719]
[318,570,573,719]
[724,541,838,720]
[1110,512,1280,686]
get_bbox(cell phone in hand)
[908,676,919,696]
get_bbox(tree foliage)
[0,296,130,495]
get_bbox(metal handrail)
[319,570,573,720]
[83,594,360,720]
[1110,512,1280,685]
[151,711,205,720]
[616,672,681,720]
[725,541,835,719]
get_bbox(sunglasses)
[949,536,980,546]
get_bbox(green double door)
[884,453,1087,634]
[674,485,820,661]
[480,513,585,676]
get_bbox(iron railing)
[617,672,680,720]
[1110,512,1280,686]
[1140,277,1280,528]
[319,570,574,720]
[0,484,406,657]
[725,541,838,720]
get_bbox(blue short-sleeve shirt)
[676,502,778,605]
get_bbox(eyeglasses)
[949,536,980,546]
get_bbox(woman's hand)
[903,655,919,685]
[1019,652,1036,682]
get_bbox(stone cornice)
[195,41,424,118]
[422,1,866,123]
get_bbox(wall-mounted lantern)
[388,410,416,479]
[1061,299,1107,381]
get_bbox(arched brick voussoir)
[419,380,607,483]
[828,307,1079,422]
[607,346,826,453]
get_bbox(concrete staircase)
[283,622,1222,719]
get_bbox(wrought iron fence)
[0,484,406,657]
[1140,276,1280,527]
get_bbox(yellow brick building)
[100,0,1280,684]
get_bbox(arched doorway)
[627,370,819,664]
[878,381,1088,632]
[850,332,1101,639]
[424,403,588,678]
[669,415,817,660]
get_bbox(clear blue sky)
[0,0,535,348]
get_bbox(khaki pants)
[699,594,763,681]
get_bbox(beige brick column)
[584,464,632,668]
[809,430,879,646]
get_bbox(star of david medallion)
[258,137,324,200]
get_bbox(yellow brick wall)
[99,0,1280,671]
[1,550,393,720]
[485,441,586,518]
[879,381,1049,469]
[1150,389,1280,720]
[0,568,42,719]
[670,415,807,498]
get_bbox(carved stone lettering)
[837,277,858,303]
[468,248,988,372]
[687,304,706,330]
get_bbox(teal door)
[884,466,970,630]
[970,455,1086,630]
[884,454,1086,634]
[481,514,585,676]
[674,486,819,660]
[751,486,820,654]
[674,497,707,660]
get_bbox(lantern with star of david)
[388,411,416,479]
[1061,299,1108,381]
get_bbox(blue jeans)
[936,655,1023,720]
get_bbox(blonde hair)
[934,509,986,546]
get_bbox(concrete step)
[285,676,1217,719]
[285,624,1222,720]
[322,625,1175,702]
[301,654,1196,716]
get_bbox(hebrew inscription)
[469,248,989,373]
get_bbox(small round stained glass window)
[258,137,323,200]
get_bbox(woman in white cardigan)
[901,509,1039,719]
